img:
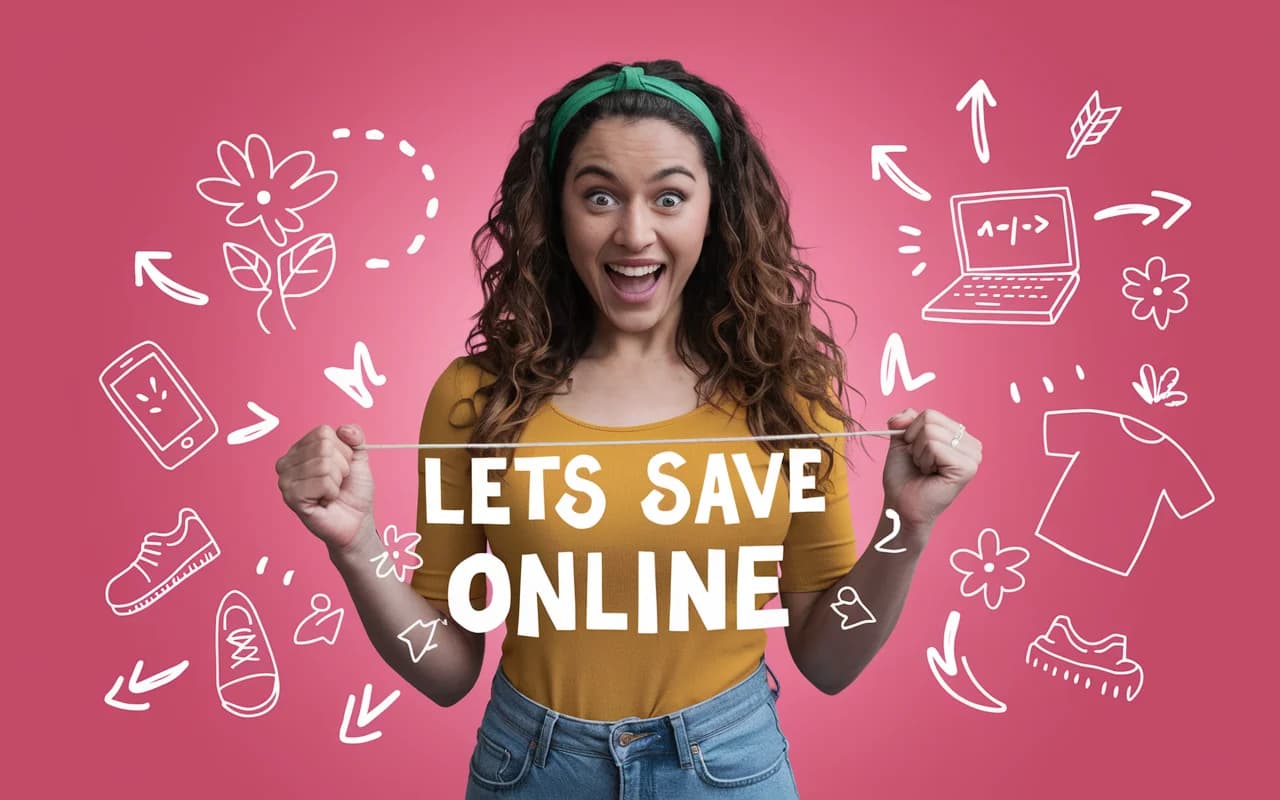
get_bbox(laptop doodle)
[922,187,1080,325]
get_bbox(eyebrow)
[571,164,697,184]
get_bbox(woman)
[276,59,981,799]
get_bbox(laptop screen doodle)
[954,190,1077,274]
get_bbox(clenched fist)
[276,424,375,552]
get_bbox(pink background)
[7,0,1274,797]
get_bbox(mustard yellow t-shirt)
[411,356,857,719]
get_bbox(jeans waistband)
[488,658,781,769]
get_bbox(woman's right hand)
[276,424,375,553]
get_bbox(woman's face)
[560,116,712,341]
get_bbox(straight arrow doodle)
[956,79,997,164]
[104,659,191,712]
[871,145,932,202]
[339,683,401,744]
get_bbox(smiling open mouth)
[605,263,666,298]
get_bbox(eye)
[584,190,686,209]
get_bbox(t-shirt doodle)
[1035,409,1214,576]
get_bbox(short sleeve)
[778,390,858,593]
[410,356,491,607]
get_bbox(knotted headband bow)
[546,65,724,178]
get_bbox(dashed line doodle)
[1010,364,1085,404]
[331,127,439,269]
[897,225,927,276]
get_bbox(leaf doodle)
[1132,363,1187,408]
[223,242,276,334]
[277,232,336,331]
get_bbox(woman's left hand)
[882,408,982,538]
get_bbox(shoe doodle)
[1036,409,1214,576]
[324,340,386,409]
[216,589,280,718]
[1025,615,1143,702]
[829,586,877,630]
[293,593,345,646]
[106,508,220,616]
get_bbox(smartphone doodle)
[99,341,218,470]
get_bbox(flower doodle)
[949,528,1029,611]
[369,525,423,583]
[196,133,339,334]
[197,133,337,246]
[1122,255,1190,331]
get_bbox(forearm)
[792,506,929,694]
[328,517,482,706]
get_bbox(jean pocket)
[689,701,789,788]
[468,714,536,790]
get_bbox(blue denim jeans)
[465,657,800,799]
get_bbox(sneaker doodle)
[215,589,280,718]
[1025,614,1143,702]
[106,508,220,616]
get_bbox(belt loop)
[765,661,781,700]
[535,710,559,768]
[668,712,693,770]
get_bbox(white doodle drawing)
[949,528,1029,611]
[1065,90,1121,159]
[956,79,996,164]
[1123,255,1190,331]
[1094,190,1191,230]
[196,133,338,247]
[922,187,1080,325]
[325,340,387,409]
[216,589,280,718]
[294,593,345,646]
[370,524,424,582]
[330,126,438,269]
[104,659,190,712]
[879,331,936,396]
[926,610,1007,714]
[99,341,218,470]
[1036,409,1214,576]
[398,617,448,663]
[134,251,208,306]
[1010,364,1085,404]
[223,232,337,334]
[255,555,294,586]
[829,586,876,630]
[340,683,402,744]
[898,225,926,276]
[1026,615,1143,702]
[106,507,220,616]
[226,401,280,445]
[871,145,931,202]
[1132,364,1187,407]
[873,508,908,554]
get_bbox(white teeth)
[606,263,663,277]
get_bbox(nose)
[612,202,658,250]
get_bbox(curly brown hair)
[463,59,866,491]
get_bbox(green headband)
[547,65,723,178]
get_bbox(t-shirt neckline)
[547,400,712,432]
